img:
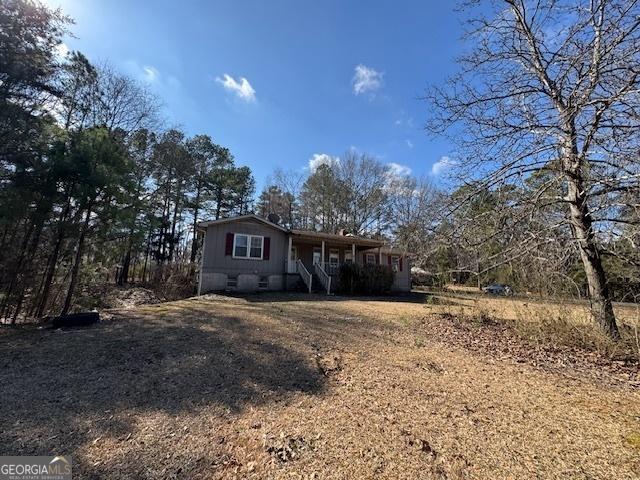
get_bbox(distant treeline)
[0,0,254,321]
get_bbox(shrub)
[337,263,394,295]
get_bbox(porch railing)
[296,259,312,293]
[314,262,332,295]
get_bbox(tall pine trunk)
[0,219,33,321]
[157,170,173,264]
[10,210,49,323]
[61,202,93,315]
[34,196,72,318]
[168,184,182,262]
[190,179,202,263]
[118,227,135,286]
[119,247,131,286]
[142,228,152,283]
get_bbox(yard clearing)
[1,292,639,479]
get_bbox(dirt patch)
[106,286,163,309]
[1,293,639,479]
[314,351,343,377]
[263,433,316,463]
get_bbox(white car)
[482,284,514,296]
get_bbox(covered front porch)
[285,230,385,293]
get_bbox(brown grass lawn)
[425,285,640,326]
[1,292,639,479]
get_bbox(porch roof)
[362,246,408,255]
[290,229,384,248]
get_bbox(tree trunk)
[130,252,138,283]
[10,209,49,323]
[142,228,151,283]
[559,117,620,340]
[118,226,135,285]
[0,219,34,321]
[190,181,202,263]
[158,194,170,264]
[119,247,131,286]
[565,174,620,339]
[61,202,93,315]
[34,197,72,318]
[168,184,182,263]
[0,221,17,267]
[190,213,200,263]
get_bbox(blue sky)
[48,0,464,189]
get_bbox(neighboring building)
[197,214,411,294]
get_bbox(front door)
[288,245,298,273]
[313,247,322,266]
[329,249,339,274]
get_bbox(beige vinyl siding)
[387,254,411,292]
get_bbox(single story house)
[197,214,411,294]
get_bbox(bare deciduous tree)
[428,0,640,339]
[93,63,161,133]
[387,175,441,259]
[336,151,390,235]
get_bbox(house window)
[233,235,248,257]
[344,251,353,264]
[391,255,400,272]
[233,234,263,259]
[365,253,376,265]
[250,236,263,258]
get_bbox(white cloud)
[352,64,383,95]
[431,156,457,175]
[308,153,340,172]
[383,162,412,191]
[405,139,414,149]
[215,74,256,102]
[387,162,412,177]
[142,65,160,83]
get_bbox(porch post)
[352,243,356,263]
[287,235,292,272]
[378,246,382,264]
[321,240,325,268]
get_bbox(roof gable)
[197,214,288,233]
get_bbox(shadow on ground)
[0,303,330,462]
[233,290,434,304]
